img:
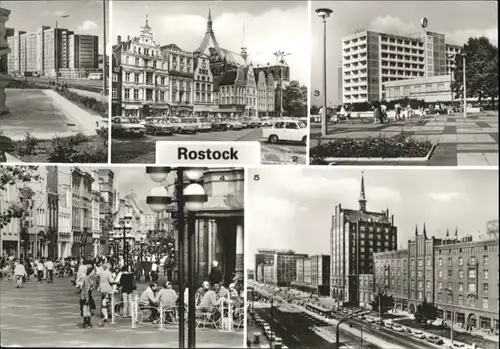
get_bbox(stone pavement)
[310,112,498,166]
[260,142,306,165]
[0,277,243,347]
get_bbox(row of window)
[123,89,192,102]
[438,268,489,280]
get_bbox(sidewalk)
[43,89,100,136]
[69,88,108,103]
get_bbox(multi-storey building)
[255,249,283,281]
[46,166,59,259]
[244,64,257,116]
[359,274,376,307]
[111,54,123,116]
[293,254,331,295]
[161,43,194,116]
[0,176,20,256]
[7,26,98,77]
[213,67,247,117]
[97,169,115,254]
[57,167,72,258]
[374,229,499,331]
[330,173,398,305]
[91,171,103,257]
[255,70,275,117]
[68,34,99,70]
[71,167,93,258]
[256,250,308,286]
[192,52,214,116]
[340,29,462,103]
[113,17,170,117]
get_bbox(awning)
[124,105,139,110]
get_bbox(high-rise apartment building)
[256,249,308,286]
[330,173,398,304]
[341,29,462,103]
[293,254,331,295]
[7,26,98,76]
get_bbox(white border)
[306,0,312,166]
[107,0,113,164]
[243,166,249,348]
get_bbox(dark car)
[144,117,174,136]
[427,335,444,345]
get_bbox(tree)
[283,81,308,117]
[414,299,438,325]
[0,166,40,229]
[369,290,394,314]
[452,36,498,106]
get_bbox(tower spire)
[241,22,247,65]
[207,6,213,33]
[423,223,427,238]
[415,224,419,236]
[358,171,367,212]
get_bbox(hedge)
[55,88,108,118]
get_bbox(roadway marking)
[291,334,299,341]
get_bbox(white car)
[262,120,307,145]
[392,324,405,332]
[449,343,467,349]
[412,331,426,339]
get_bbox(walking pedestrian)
[14,259,27,288]
[35,259,44,283]
[45,258,54,283]
[80,265,95,328]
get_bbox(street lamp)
[146,166,207,349]
[114,214,133,268]
[459,53,467,119]
[315,8,333,137]
[446,288,454,345]
[55,14,70,85]
[336,310,370,348]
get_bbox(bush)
[21,132,39,155]
[310,134,433,160]
[55,88,108,117]
[47,134,107,163]
[6,79,48,89]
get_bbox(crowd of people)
[2,253,243,330]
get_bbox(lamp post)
[336,310,370,348]
[114,214,133,268]
[460,53,467,119]
[146,167,207,349]
[55,14,70,85]
[446,288,454,345]
[315,8,333,137]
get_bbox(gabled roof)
[161,43,184,51]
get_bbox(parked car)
[210,118,229,131]
[391,324,405,333]
[260,117,273,127]
[144,117,174,136]
[166,116,197,134]
[412,331,426,339]
[366,317,376,324]
[448,343,467,349]
[384,320,394,328]
[192,117,212,132]
[248,117,263,128]
[426,335,444,345]
[262,120,307,145]
[111,117,145,137]
[226,118,244,130]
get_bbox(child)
[98,293,111,327]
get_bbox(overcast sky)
[111,0,308,84]
[3,0,107,54]
[246,168,499,269]
[310,0,499,105]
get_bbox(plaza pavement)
[0,277,243,348]
[1,89,100,141]
[310,112,498,166]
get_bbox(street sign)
[314,90,320,97]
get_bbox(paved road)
[0,277,242,347]
[111,128,306,164]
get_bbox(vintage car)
[166,116,198,134]
[262,120,307,145]
[210,117,229,131]
[111,116,145,137]
[241,117,253,128]
[192,117,212,132]
[248,117,263,128]
[260,117,273,127]
[226,118,244,130]
[144,117,174,136]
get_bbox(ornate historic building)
[192,52,214,116]
[113,16,170,117]
[161,43,194,116]
[71,167,93,258]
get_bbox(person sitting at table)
[214,282,229,299]
[196,280,209,299]
[158,281,177,308]
[228,283,239,299]
[139,282,159,323]
[199,284,221,324]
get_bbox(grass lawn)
[11,134,108,163]
[395,319,498,349]
[111,139,156,163]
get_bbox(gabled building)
[213,67,247,117]
[193,52,214,116]
[113,16,170,117]
[244,63,257,117]
[255,69,276,117]
[161,43,194,116]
